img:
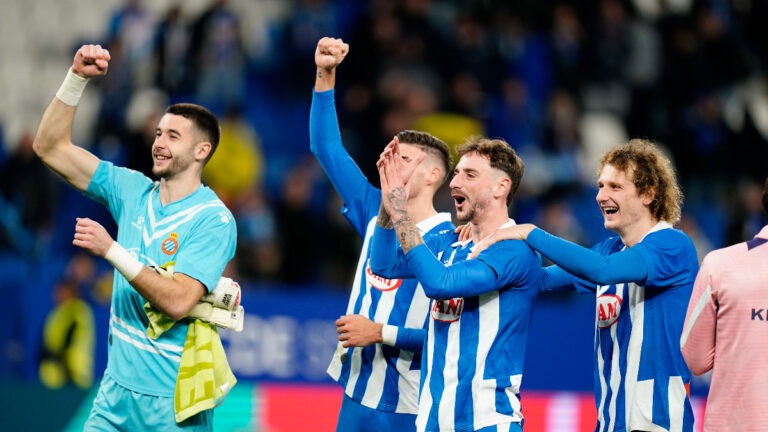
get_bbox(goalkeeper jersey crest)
[86,161,236,397]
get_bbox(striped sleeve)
[380,325,426,352]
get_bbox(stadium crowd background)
[0,0,767,427]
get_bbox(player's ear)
[195,141,212,161]
[427,165,443,186]
[641,188,656,206]
[495,176,511,200]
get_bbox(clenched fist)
[71,44,111,79]
[315,37,349,71]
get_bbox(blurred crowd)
[1,0,768,294]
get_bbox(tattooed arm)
[376,203,394,229]
[377,138,425,253]
[382,186,423,254]
[370,139,424,277]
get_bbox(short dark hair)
[456,136,524,205]
[166,103,221,162]
[396,130,452,185]
[599,138,683,224]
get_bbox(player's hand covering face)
[378,137,425,221]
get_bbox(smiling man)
[472,139,698,432]
[33,44,236,431]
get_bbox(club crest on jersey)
[597,293,622,328]
[431,298,464,322]
[366,264,402,291]
[161,232,179,255]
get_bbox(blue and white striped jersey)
[310,88,455,414]
[327,214,454,413]
[533,222,697,432]
[370,222,542,432]
[85,161,236,397]
[586,224,696,432]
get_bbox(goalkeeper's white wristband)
[55,69,89,106]
[381,324,398,346]
[104,241,143,282]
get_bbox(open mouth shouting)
[452,192,467,212]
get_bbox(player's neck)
[618,217,658,247]
[158,175,202,206]
[470,208,511,243]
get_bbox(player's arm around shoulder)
[476,238,541,291]
[33,44,109,192]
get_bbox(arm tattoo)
[317,69,323,78]
[377,205,394,229]
[394,216,423,254]
[384,186,422,253]
[388,186,408,221]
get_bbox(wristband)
[104,242,143,282]
[381,324,398,346]
[55,69,89,106]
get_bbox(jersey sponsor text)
[431,298,464,322]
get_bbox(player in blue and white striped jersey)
[472,139,697,432]
[310,37,454,432]
[372,137,543,432]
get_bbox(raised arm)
[377,137,425,254]
[369,134,428,275]
[314,36,347,92]
[309,38,383,235]
[33,44,109,192]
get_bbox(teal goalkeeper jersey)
[85,161,236,397]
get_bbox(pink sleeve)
[680,256,717,375]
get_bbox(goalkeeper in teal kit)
[33,44,236,431]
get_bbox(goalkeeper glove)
[188,303,244,332]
